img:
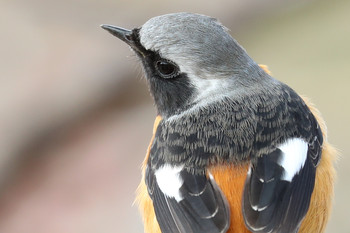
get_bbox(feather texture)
[146,164,230,233]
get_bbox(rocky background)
[0,0,349,232]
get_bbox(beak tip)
[100,24,112,31]
[100,24,134,46]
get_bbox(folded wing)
[243,137,320,233]
[146,164,230,233]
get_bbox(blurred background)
[0,0,349,232]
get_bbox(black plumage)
[146,165,230,233]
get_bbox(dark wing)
[242,136,322,233]
[146,165,230,233]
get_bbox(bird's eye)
[155,60,178,78]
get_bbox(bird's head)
[102,12,263,118]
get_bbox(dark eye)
[155,60,178,78]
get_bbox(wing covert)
[243,137,320,233]
[146,164,230,233]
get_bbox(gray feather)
[139,12,254,79]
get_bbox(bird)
[101,12,336,233]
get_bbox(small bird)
[102,13,336,233]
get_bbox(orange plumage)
[208,164,251,233]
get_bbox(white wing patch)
[155,164,184,201]
[277,138,308,182]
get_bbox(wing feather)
[146,165,230,233]
[243,143,317,233]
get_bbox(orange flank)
[136,116,162,233]
[298,97,337,233]
[136,94,336,233]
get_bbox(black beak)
[101,24,146,56]
[101,24,133,45]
